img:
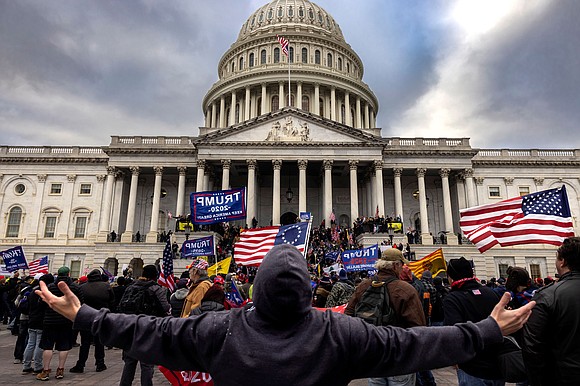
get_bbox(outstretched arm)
[491,292,535,336]
[36,281,81,321]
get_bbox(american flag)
[460,185,575,253]
[28,256,49,275]
[234,222,311,266]
[158,239,175,291]
[276,34,289,57]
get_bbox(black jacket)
[523,271,580,385]
[42,276,84,327]
[443,280,502,379]
[74,244,503,386]
[80,270,115,310]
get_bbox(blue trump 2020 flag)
[341,244,379,272]
[181,235,215,258]
[1,246,28,272]
[191,187,246,225]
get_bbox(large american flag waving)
[158,239,175,291]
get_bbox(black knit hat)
[142,265,159,280]
[447,257,473,280]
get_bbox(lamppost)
[184,223,191,241]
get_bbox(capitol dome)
[202,0,379,134]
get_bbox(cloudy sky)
[1,0,578,149]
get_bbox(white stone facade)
[1,0,578,280]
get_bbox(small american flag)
[276,34,289,57]
[460,185,575,253]
[158,239,175,291]
[28,256,49,275]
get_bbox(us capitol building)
[1,0,578,280]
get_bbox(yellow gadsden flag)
[408,249,447,279]
[207,257,232,276]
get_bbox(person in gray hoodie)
[37,244,534,386]
[169,278,189,317]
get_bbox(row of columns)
[206,83,376,129]
[100,163,466,245]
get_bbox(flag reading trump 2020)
[182,235,214,258]
[1,246,28,272]
[191,187,246,225]
[341,244,379,272]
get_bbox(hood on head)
[252,244,311,324]
[87,269,102,282]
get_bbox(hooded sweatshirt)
[74,244,503,386]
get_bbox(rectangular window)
[489,186,501,198]
[44,216,57,238]
[498,263,509,279]
[70,260,82,279]
[529,264,542,280]
[519,186,530,196]
[50,183,62,195]
[6,210,22,237]
[79,184,92,195]
[74,217,87,238]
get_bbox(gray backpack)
[354,276,398,326]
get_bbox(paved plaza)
[0,326,513,385]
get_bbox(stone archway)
[280,211,298,226]
[128,258,144,279]
[103,257,119,276]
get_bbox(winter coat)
[74,244,502,386]
[443,279,502,380]
[325,280,354,308]
[180,278,212,318]
[80,270,115,310]
[170,288,189,317]
[42,276,84,327]
[523,271,580,385]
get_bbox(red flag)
[460,186,574,253]
[314,304,347,313]
[158,366,213,386]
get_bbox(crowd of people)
[2,230,579,385]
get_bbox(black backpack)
[354,276,398,326]
[118,281,163,316]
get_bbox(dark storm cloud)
[0,0,578,149]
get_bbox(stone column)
[203,166,211,191]
[176,166,187,217]
[323,160,333,224]
[297,82,302,109]
[345,91,351,126]
[28,174,47,241]
[393,168,403,220]
[330,87,336,121]
[464,168,476,207]
[221,160,231,190]
[416,168,432,245]
[272,159,282,226]
[245,87,251,121]
[121,166,140,242]
[364,103,370,129]
[349,160,359,225]
[279,82,285,108]
[355,97,362,129]
[261,83,267,114]
[247,160,257,225]
[374,161,385,217]
[97,166,116,241]
[298,159,308,213]
[440,168,458,245]
[211,102,217,128]
[314,83,320,116]
[196,160,205,192]
[146,166,163,243]
[219,95,226,128]
[370,169,377,216]
[230,91,237,124]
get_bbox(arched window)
[226,108,230,126]
[261,49,267,64]
[239,57,244,71]
[319,98,324,116]
[286,94,294,107]
[6,206,22,237]
[338,57,342,71]
[315,50,321,65]
[272,95,279,111]
[235,103,240,124]
[327,53,333,68]
[346,62,350,73]
[231,61,235,72]
[341,104,346,123]
[289,47,294,63]
[257,97,262,116]
[302,95,310,112]
[302,48,308,63]
[274,47,280,63]
[249,53,254,67]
